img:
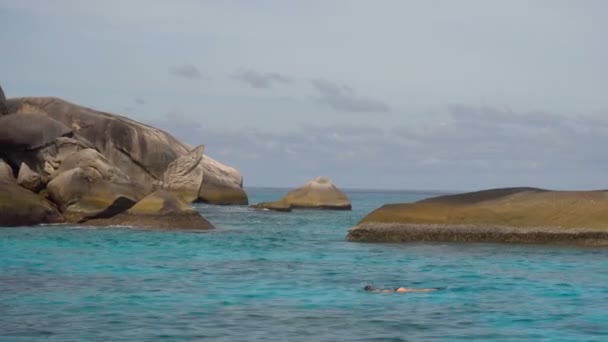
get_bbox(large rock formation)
[5,97,247,204]
[252,176,351,211]
[86,190,214,230]
[0,85,248,228]
[0,180,63,226]
[347,188,608,246]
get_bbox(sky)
[1,0,608,191]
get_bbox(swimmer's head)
[364,285,373,291]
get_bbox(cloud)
[169,64,204,79]
[232,68,293,89]
[447,104,562,127]
[311,79,390,113]
[145,105,608,190]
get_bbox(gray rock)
[0,180,63,227]
[53,148,130,183]
[0,112,72,151]
[17,162,43,193]
[46,167,145,222]
[0,159,14,182]
[161,145,205,203]
[6,97,248,204]
[0,83,5,101]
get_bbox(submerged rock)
[85,190,214,230]
[347,188,608,246]
[0,180,63,227]
[253,177,351,211]
[250,200,292,212]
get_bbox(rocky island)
[347,187,608,246]
[0,84,247,229]
[252,176,352,211]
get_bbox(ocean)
[1,188,607,341]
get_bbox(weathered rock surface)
[0,87,244,228]
[198,183,249,205]
[0,180,63,226]
[46,167,144,222]
[17,162,43,192]
[347,188,608,246]
[0,112,72,151]
[6,97,247,203]
[160,145,205,203]
[0,159,13,182]
[253,177,351,211]
[197,156,248,205]
[0,83,5,101]
[85,190,214,230]
[53,148,130,183]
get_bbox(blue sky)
[2,1,608,190]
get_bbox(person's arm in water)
[365,285,439,293]
[394,287,438,293]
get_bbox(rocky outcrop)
[46,167,145,222]
[347,188,608,246]
[160,145,205,203]
[0,159,13,182]
[53,148,130,183]
[0,112,72,151]
[5,97,247,203]
[252,177,351,211]
[17,162,43,192]
[85,190,214,230]
[0,86,245,228]
[0,180,63,226]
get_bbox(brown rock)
[46,167,144,222]
[17,162,43,192]
[264,177,351,210]
[0,180,63,227]
[53,148,130,183]
[198,183,249,205]
[347,188,608,246]
[85,190,214,230]
[161,145,205,203]
[0,159,13,182]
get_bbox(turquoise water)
[1,188,607,341]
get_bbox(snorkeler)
[364,285,439,293]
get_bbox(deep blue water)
[1,188,608,341]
